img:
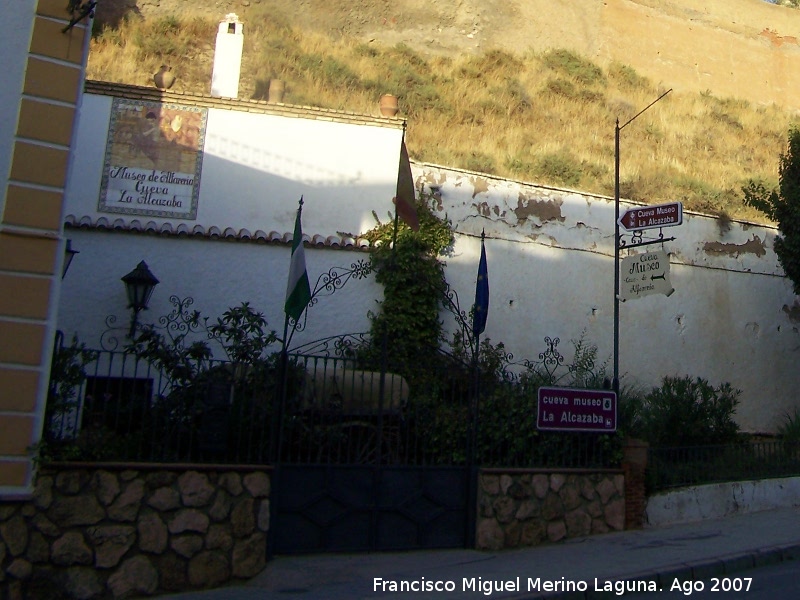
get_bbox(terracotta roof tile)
[64,214,374,251]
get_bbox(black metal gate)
[45,325,618,556]
[271,465,470,553]
[269,351,474,555]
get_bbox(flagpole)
[391,121,408,258]
[275,196,309,462]
[284,196,311,352]
[273,313,290,464]
[467,228,487,548]
[282,314,290,356]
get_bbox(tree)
[743,125,800,294]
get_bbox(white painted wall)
[0,0,35,213]
[57,229,381,354]
[421,164,799,433]
[60,90,800,433]
[66,93,404,237]
[645,477,800,527]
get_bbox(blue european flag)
[472,233,489,336]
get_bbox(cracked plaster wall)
[417,163,800,433]
[54,146,800,433]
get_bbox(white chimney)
[211,13,244,98]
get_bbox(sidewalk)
[161,507,800,599]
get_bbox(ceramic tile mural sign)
[98,99,207,219]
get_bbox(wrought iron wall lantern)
[121,261,159,337]
[61,239,79,279]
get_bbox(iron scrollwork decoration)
[285,260,373,337]
[63,1,97,33]
[152,294,202,340]
[100,295,201,351]
[101,259,372,351]
[538,336,565,379]
[619,227,675,250]
[289,333,371,359]
[441,279,469,334]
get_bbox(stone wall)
[0,464,271,599]
[476,469,625,550]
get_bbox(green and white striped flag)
[285,198,312,322]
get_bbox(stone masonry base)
[476,470,626,550]
[0,464,271,599]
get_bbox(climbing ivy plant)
[743,125,800,294]
[361,191,454,368]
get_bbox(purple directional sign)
[537,386,617,433]
[618,202,682,231]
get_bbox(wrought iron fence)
[647,441,800,493]
[44,348,280,464]
[43,334,621,469]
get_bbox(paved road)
[625,560,800,599]
[160,507,800,600]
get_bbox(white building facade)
[59,82,799,434]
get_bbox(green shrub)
[638,375,741,447]
[405,334,624,468]
[133,15,194,60]
[778,408,800,441]
[541,49,605,86]
[535,151,583,187]
[463,151,497,174]
[297,54,362,90]
[542,77,578,100]
[360,191,455,372]
[608,62,650,90]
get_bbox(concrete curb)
[519,542,800,599]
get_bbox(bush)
[535,150,583,187]
[541,49,605,86]
[778,408,800,441]
[608,62,650,90]
[43,335,96,441]
[637,375,741,447]
[405,335,624,468]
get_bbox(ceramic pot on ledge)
[379,94,399,117]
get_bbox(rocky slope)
[97,0,800,109]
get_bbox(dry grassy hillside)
[87,0,800,222]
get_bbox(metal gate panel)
[272,465,373,554]
[271,465,470,555]
[270,350,474,555]
[375,466,469,551]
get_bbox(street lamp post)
[613,89,671,393]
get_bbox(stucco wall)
[59,86,800,434]
[59,160,800,433]
[67,90,404,237]
[1,0,91,497]
[0,1,34,214]
[645,476,800,527]
[422,164,798,433]
[57,229,382,352]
